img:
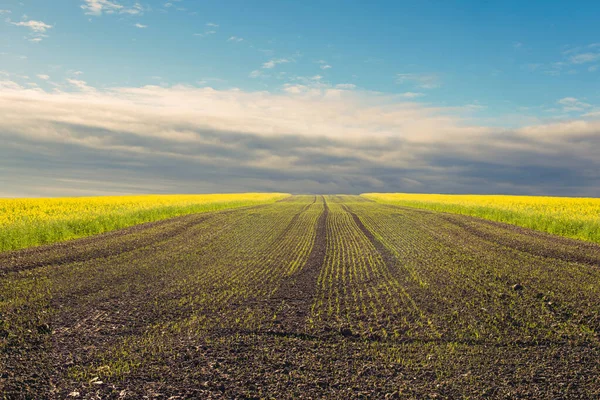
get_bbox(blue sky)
[1,1,600,196]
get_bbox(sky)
[1,0,600,196]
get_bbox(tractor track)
[0,204,270,275]
[266,196,328,333]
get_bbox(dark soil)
[268,196,329,333]
[2,195,600,399]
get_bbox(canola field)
[363,193,600,244]
[0,193,289,252]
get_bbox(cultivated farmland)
[2,195,600,398]
[364,193,600,244]
[0,193,288,252]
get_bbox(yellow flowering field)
[363,193,600,244]
[0,193,289,252]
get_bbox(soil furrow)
[340,203,397,272]
[269,195,317,246]
[439,212,600,267]
[376,202,600,267]
[0,204,269,274]
[269,196,328,333]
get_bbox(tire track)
[270,196,317,246]
[340,204,397,272]
[339,202,442,339]
[346,201,600,344]
[0,204,270,275]
[439,213,600,268]
[375,202,600,268]
[269,196,328,333]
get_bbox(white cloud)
[206,22,219,27]
[262,58,290,69]
[66,79,96,92]
[81,0,123,15]
[544,62,567,76]
[526,45,600,76]
[196,77,227,86]
[0,79,24,91]
[335,84,356,90]
[227,36,243,42]
[194,30,216,37]
[524,63,542,72]
[37,74,50,80]
[252,55,300,76]
[134,23,147,28]
[396,73,440,89]
[10,19,52,42]
[316,60,332,70]
[2,82,600,195]
[569,52,600,64]
[399,92,424,98]
[10,20,53,32]
[121,3,144,15]
[464,103,487,111]
[589,65,598,72]
[557,97,592,112]
[0,9,11,14]
[81,0,143,16]
[584,109,600,118]
[1,82,477,145]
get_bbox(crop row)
[345,198,600,344]
[363,192,600,244]
[0,196,325,396]
[0,193,289,252]
[311,197,432,340]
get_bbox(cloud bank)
[1,79,599,196]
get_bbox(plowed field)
[2,195,600,399]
